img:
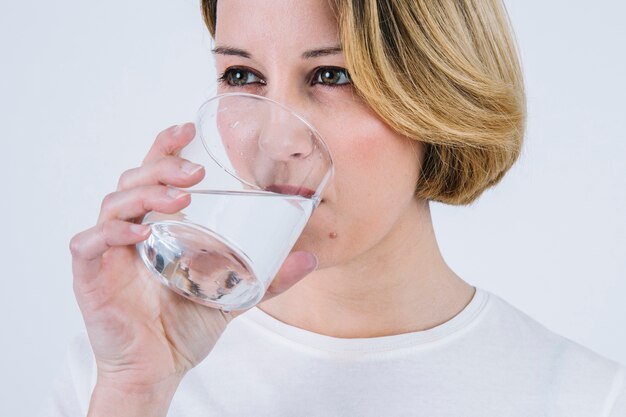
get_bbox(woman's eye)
[313,67,351,86]
[218,68,264,87]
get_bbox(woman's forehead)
[214,0,340,48]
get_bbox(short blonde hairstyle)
[201,0,526,205]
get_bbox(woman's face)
[214,0,425,268]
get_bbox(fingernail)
[130,224,150,236]
[305,253,319,271]
[181,161,203,176]
[167,188,188,200]
[172,124,184,137]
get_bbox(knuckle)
[141,190,157,210]
[99,219,111,236]
[100,192,117,210]
[98,220,115,247]
[69,233,84,258]
[154,155,176,176]
[157,126,178,152]
[116,168,137,190]
[165,154,182,165]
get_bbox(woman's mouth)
[265,184,316,199]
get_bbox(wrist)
[88,375,183,417]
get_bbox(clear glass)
[137,93,333,311]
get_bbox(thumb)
[219,251,318,320]
[263,251,318,299]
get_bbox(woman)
[42,0,626,416]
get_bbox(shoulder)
[479,289,626,415]
[484,290,622,368]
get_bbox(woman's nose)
[257,104,314,162]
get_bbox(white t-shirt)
[40,287,626,416]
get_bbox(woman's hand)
[69,123,319,417]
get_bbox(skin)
[69,0,475,415]
[71,123,319,417]
[213,0,475,338]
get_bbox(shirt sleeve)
[606,365,626,417]
[38,333,96,417]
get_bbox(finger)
[117,156,205,191]
[97,185,191,224]
[70,220,151,279]
[261,251,319,300]
[221,251,318,321]
[142,123,196,166]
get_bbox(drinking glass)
[136,93,333,311]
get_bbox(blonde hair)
[201,0,526,205]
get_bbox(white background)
[0,1,624,415]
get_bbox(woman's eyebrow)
[211,45,342,60]
[212,46,251,58]
[301,46,342,59]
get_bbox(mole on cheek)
[328,232,338,239]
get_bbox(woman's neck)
[257,199,476,338]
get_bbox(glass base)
[137,220,265,311]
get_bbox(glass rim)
[195,92,335,201]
